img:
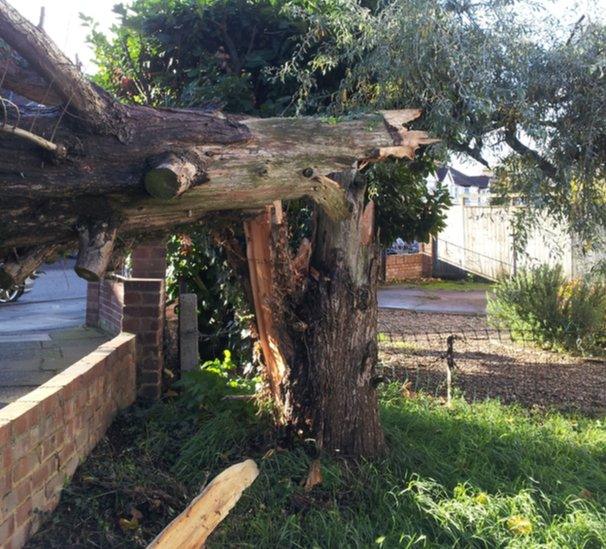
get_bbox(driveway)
[0,259,87,334]
[378,285,487,315]
[0,259,109,406]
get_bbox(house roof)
[436,166,491,189]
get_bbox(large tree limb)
[504,123,558,179]
[0,244,59,287]
[0,0,119,131]
[0,2,434,286]
[0,108,424,250]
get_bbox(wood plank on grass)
[148,459,259,548]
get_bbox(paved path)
[0,327,110,406]
[0,260,109,406]
[378,286,487,315]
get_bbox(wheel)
[0,285,24,303]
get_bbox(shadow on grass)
[28,388,605,548]
[210,389,605,548]
[380,346,606,415]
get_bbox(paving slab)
[0,260,109,407]
[0,326,110,407]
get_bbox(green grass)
[386,278,493,292]
[30,385,605,548]
[212,388,606,548]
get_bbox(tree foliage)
[86,0,451,246]
[83,0,309,114]
[165,231,253,364]
[367,156,450,246]
[279,0,606,241]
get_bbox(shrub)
[487,264,606,355]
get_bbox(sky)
[7,0,125,72]
[7,0,606,174]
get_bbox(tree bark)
[246,173,385,457]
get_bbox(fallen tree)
[0,0,433,285]
[0,0,436,457]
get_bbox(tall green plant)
[488,265,606,355]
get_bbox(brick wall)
[86,277,165,401]
[0,333,136,549]
[86,241,168,400]
[385,252,433,282]
[86,280,125,336]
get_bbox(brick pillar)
[131,241,167,279]
[84,240,167,400]
[122,278,165,400]
[86,281,100,326]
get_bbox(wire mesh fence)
[377,325,606,416]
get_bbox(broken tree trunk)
[1,1,436,459]
[245,173,385,457]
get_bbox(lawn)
[386,278,494,292]
[28,378,606,548]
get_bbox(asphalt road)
[0,259,87,335]
[378,285,487,315]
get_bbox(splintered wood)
[148,459,259,549]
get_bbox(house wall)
[0,333,136,549]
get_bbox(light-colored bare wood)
[148,459,259,549]
[244,207,291,422]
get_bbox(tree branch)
[450,139,491,169]
[0,0,120,132]
[504,123,558,180]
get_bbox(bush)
[487,264,606,355]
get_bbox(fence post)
[179,293,199,372]
[445,335,455,407]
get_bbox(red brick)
[43,473,63,502]
[125,279,163,292]
[15,497,32,527]
[0,421,12,447]
[123,305,162,318]
[138,384,161,400]
[1,444,12,471]
[30,458,54,494]
[0,515,15,543]
[11,451,39,485]
[0,475,11,498]
[138,371,161,384]
[9,521,31,549]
